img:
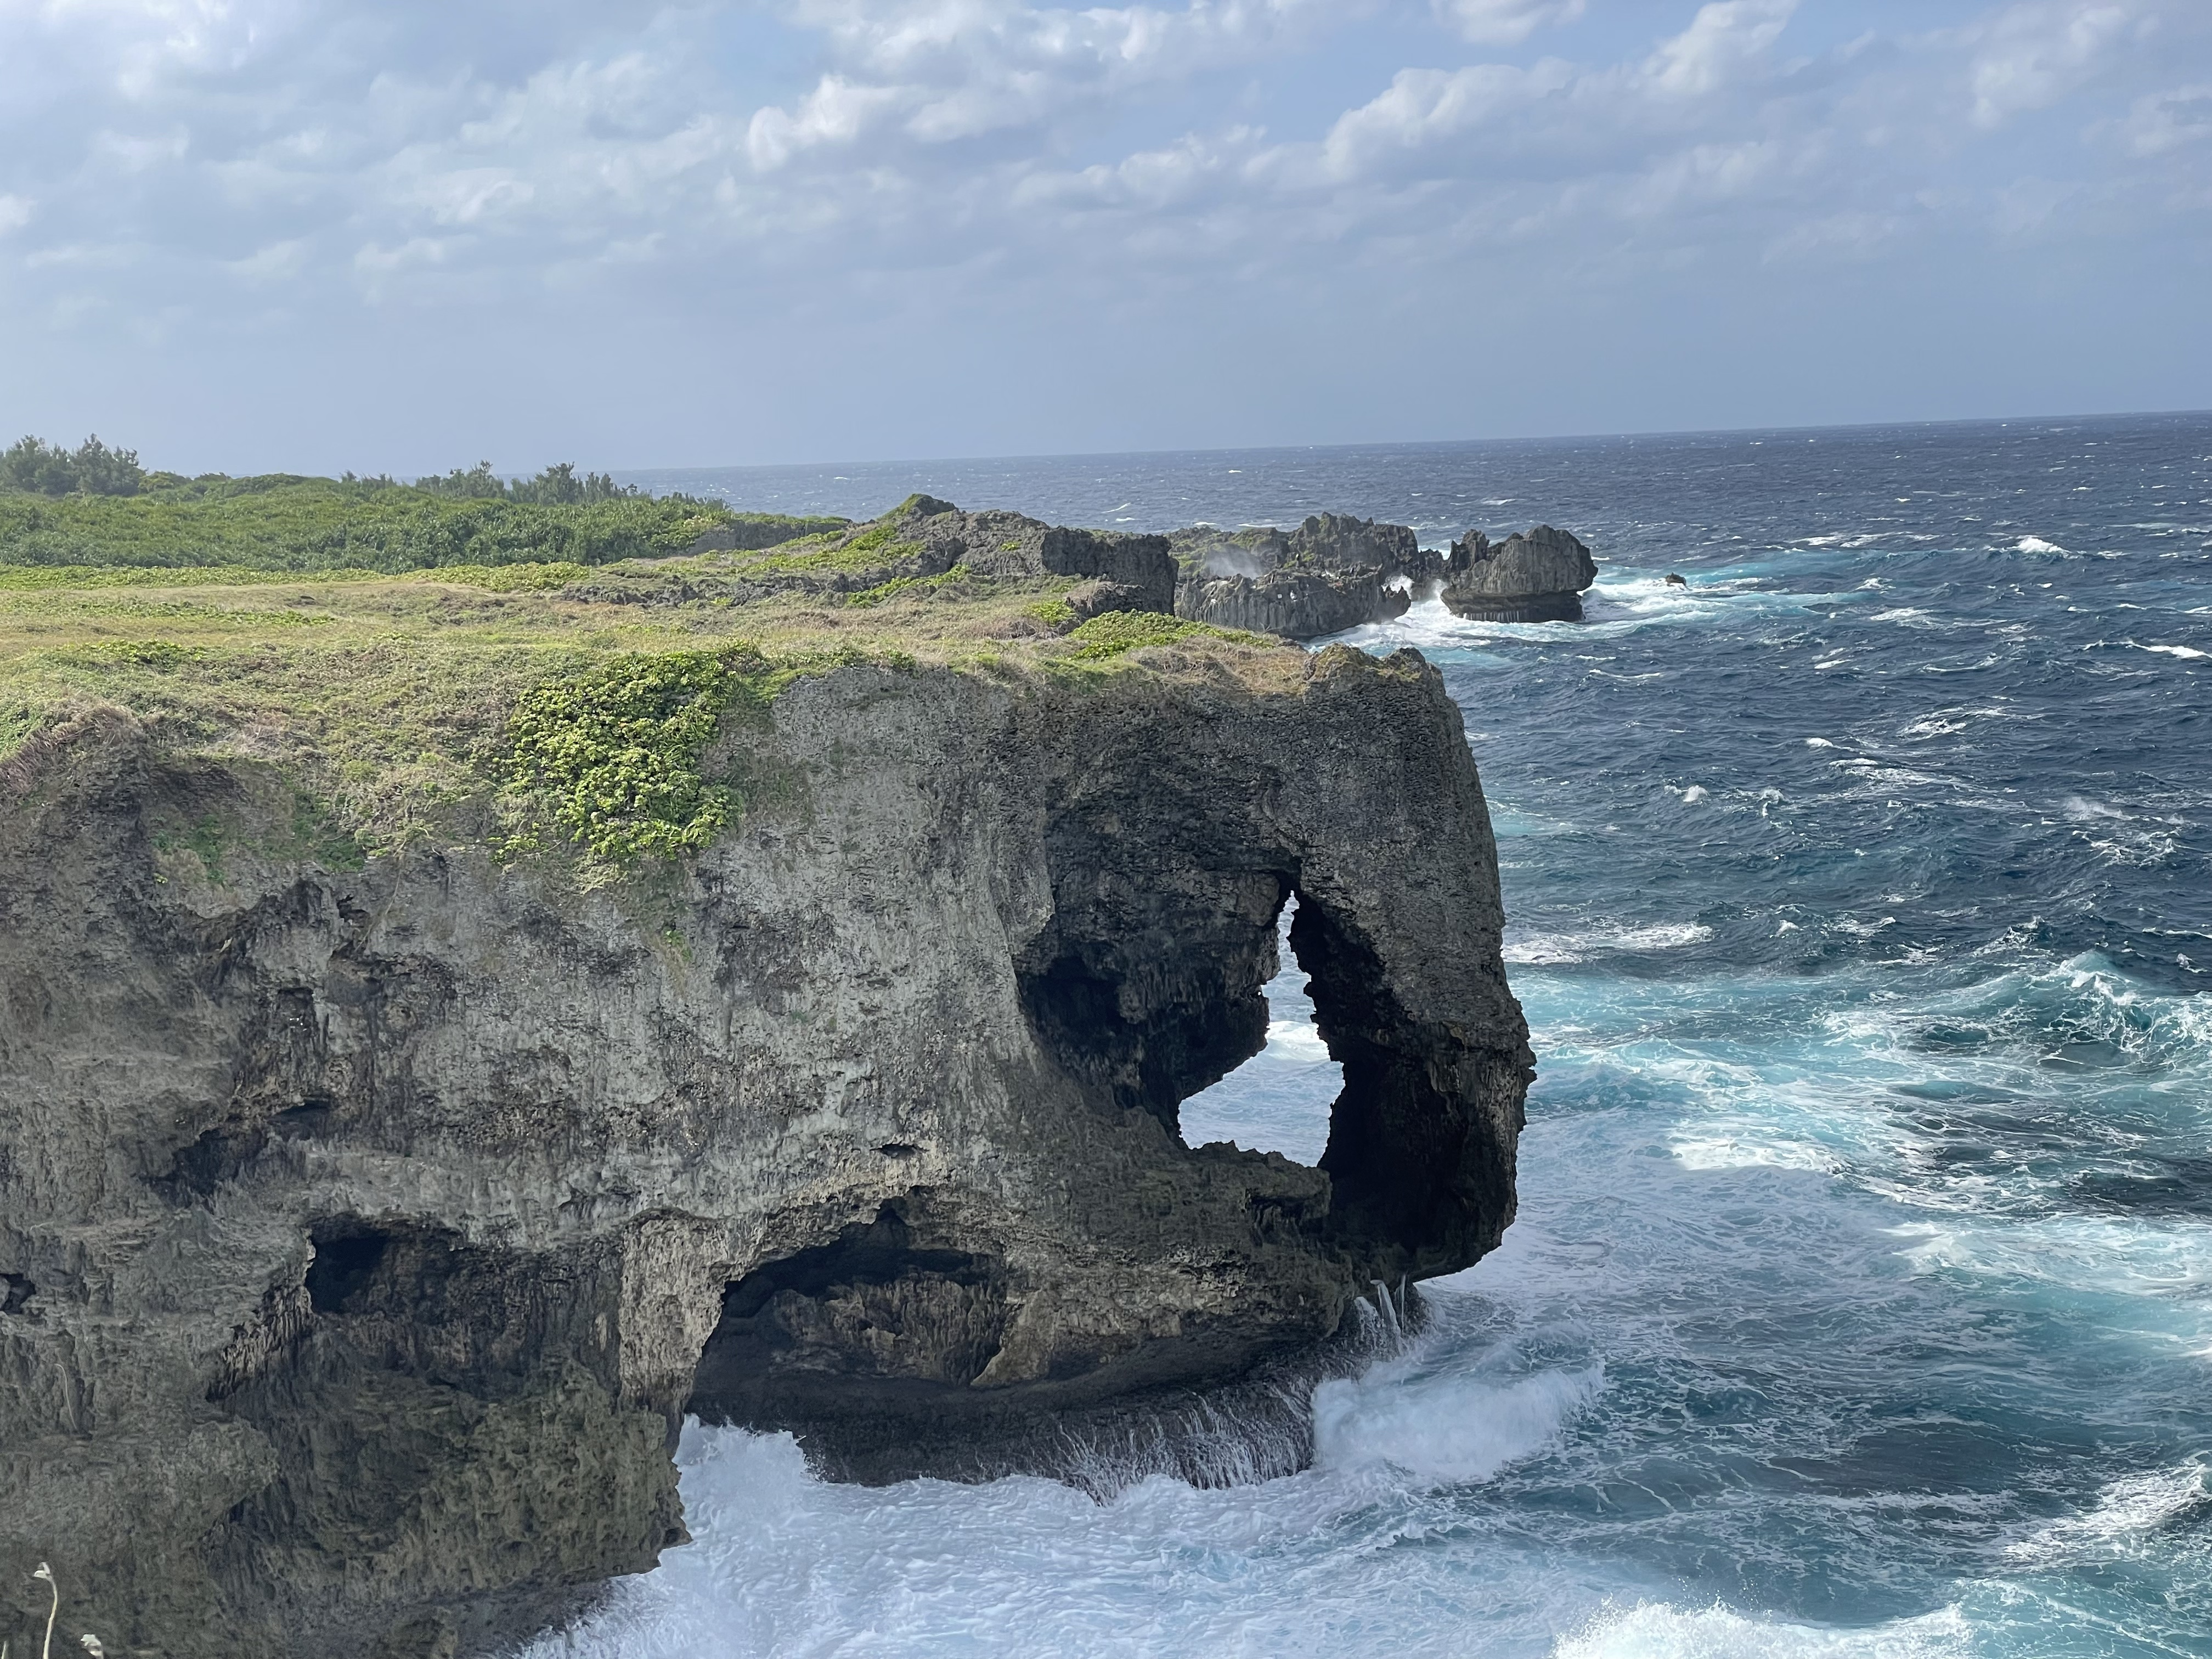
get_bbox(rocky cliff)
[0,628,1530,1657]
[1173,514,1427,640]
[587,494,1177,613]
[1440,525,1598,622]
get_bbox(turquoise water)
[545,415,2212,1656]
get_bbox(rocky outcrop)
[1173,513,1429,640]
[580,495,1177,612]
[684,511,851,554]
[1440,525,1598,622]
[1177,568,1409,639]
[1283,513,1425,585]
[1,648,1530,1658]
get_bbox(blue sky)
[3,1,2207,475]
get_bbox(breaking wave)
[557,413,2212,1659]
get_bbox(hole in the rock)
[687,1199,1011,1429]
[273,1098,335,1138]
[1,1272,32,1316]
[305,1223,393,1314]
[1018,874,1298,1137]
[1179,892,1344,1166]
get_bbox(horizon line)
[606,404,2212,482]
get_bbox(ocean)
[543,413,2212,1657]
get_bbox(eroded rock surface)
[1174,513,1429,639]
[1440,525,1599,622]
[0,648,1528,1657]
[576,494,1177,612]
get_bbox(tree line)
[4,436,647,505]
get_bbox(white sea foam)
[2005,1462,2209,1565]
[1899,705,2022,739]
[1261,1017,1331,1059]
[1670,1132,1839,1175]
[1555,1601,1974,1659]
[2015,535,2067,554]
[1312,1362,1604,1484]
[1505,923,1713,965]
[2135,641,2209,660]
[2063,795,2127,821]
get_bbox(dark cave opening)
[686,1198,1014,1438]
[304,1221,395,1314]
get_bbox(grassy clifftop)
[0,471,845,574]
[0,498,1293,874]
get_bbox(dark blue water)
[556,415,2212,1657]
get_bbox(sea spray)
[548,412,2212,1658]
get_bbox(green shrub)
[503,649,766,862]
[1025,598,1077,633]
[400,562,591,592]
[843,563,972,607]
[0,477,814,575]
[2,434,146,496]
[1064,610,1274,661]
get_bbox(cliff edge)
[0,516,1530,1658]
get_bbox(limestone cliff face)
[1176,566,1410,640]
[0,647,1529,1658]
[1441,526,1599,622]
[1173,514,1428,640]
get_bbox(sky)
[2,0,2208,476]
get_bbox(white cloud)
[1431,0,1583,46]
[2118,81,2212,154]
[0,0,2207,464]
[1642,0,1795,100]
[1962,0,2137,127]
[748,75,906,169]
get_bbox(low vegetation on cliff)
[0,436,843,574]
[0,466,1291,872]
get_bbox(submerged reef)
[0,495,1530,1657]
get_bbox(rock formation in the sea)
[1173,512,1431,640]
[0,643,1530,1657]
[1439,525,1598,622]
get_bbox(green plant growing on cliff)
[502,648,767,862]
[0,470,835,576]
[843,563,973,607]
[1064,611,1268,660]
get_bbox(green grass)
[0,498,1296,878]
[0,476,830,574]
[1065,611,1269,659]
[729,523,930,578]
[1025,597,1077,632]
[842,564,974,607]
